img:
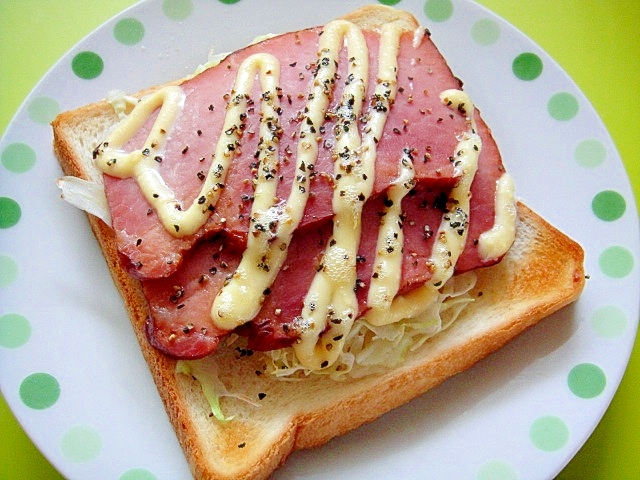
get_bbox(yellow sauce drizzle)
[95,19,514,371]
[97,55,285,237]
[212,20,369,331]
[366,151,416,312]
[292,23,403,369]
[365,89,481,327]
[478,173,516,261]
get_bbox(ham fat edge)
[91,20,512,362]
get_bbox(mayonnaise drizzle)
[365,89,481,327]
[292,23,403,370]
[478,173,516,261]
[96,55,285,237]
[95,86,184,179]
[212,20,369,331]
[94,19,514,371]
[366,151,416,312]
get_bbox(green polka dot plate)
[0,1,638,479]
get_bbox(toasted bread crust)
[51,5,585,479]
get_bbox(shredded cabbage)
[176,272,477,421]
[190,34,275,78]
[56,176,111,226]
[264,271,478,381]
[56,90,137,224]
[105,90,138,120]
[190,50,230,77]
[176,358,260,421]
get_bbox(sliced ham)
[105,22,507,359]
[142,126,505,358]
[141,234,242,358]
[243,130,505,352]
[104,27,471,279]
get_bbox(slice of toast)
[52,5,585,479]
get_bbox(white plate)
[1,1,638,479]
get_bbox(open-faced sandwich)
[52,5,585,479]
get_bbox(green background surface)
[1,1,638,478]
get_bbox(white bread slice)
[51,5,585,480]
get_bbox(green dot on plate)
[529,415,569,452]
[0,255,18,287]
[72,51,104,80]
[0,197,21,228]
[471,18,500,46]
[574,139,606,168]
[19,372,60,410]
[60,425,102,463]
[477,460,518,480]
[512,52,543,81]
[119,468,158,480]
[218,0,242,4]
[591,305,628,338]
[0,313,31,348]
[378,0,402,5]
[599,246,634,278]
[27,96,60,125]
[2,142,36,173]
[592,190,626,221]
[162,0,194,20]
[548,92,579,121]
[114,18,145,45]
[424,0,454,22]
[568,363,606,399]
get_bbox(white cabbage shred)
[263,272,477,380]
[176,272,477,420]
[177,272,477,420]
[56,176,112,226]
[176,358,260,421]
[106,89,138,120]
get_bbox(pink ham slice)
[104,26,473,279]
[142,119,505,358]
[244,115,505,352]
[107,24,509,359]
[242,187,448,352]
[141,234,241,358]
